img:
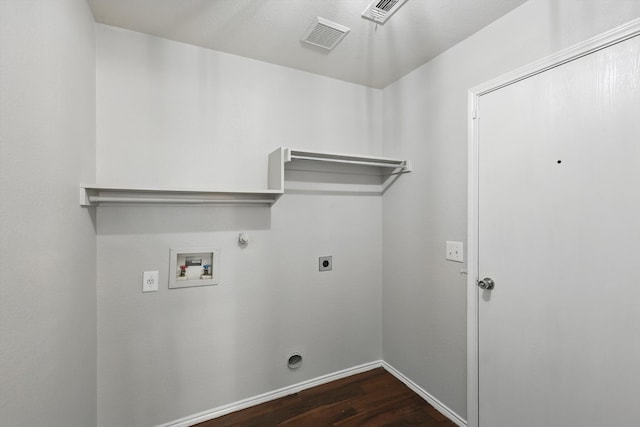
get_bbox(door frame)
[466,18,640,427]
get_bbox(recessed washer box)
[169,247,220,289]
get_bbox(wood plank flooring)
[194,367,456,426]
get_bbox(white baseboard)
[381,361,467,427]
[159,359,467,427]
[158,360,383,427]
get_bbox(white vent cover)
[301,17,350,50]
[361,0,409,24]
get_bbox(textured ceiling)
[87,0,528,88]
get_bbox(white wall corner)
[381,361,467,427]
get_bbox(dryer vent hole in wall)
[287,353,303,369]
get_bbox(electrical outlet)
[319,256,332,272]
[446,241,464,263]
[142,271,159,292]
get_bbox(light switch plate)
[446,241,464,263]
[142,271,159,292]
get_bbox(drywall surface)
[96,26,382,427]
[96,24,382,189]
[381,0,640,420]
[0,0,97,426]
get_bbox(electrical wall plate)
[142,271,159,292]
[446,241,464,263]
[169,247,220,289]
[319,256,332,271]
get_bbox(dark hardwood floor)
[194,367,456,426]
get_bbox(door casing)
[466,18,640,427]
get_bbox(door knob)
[477,277,495,290]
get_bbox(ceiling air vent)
[361,0,409,24]
[301,17,350,51]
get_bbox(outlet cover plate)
[446,241,464,263]
[319,256,332,271]
[142,271,159,292]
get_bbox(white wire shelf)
[80,147,410,207]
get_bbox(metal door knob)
[477,277,495,290]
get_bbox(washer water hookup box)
[169,247,220,289]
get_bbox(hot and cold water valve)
[169,247,220,289]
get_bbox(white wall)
[0,1,97,426]
[96,24,382,189]
[381,0,640,420]
[96,26,383,426]
[6,2,634,425]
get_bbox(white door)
[476,34,640,427]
